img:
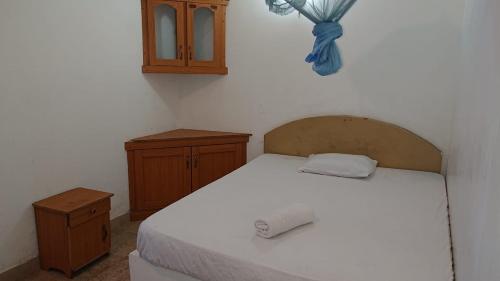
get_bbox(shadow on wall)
[142,74,186,120]
[174,75,225,98]
[144,73,225,110]
[3,207,38,270]
[349,19,462,124]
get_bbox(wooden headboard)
[264,116,442,173]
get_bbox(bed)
[129,116,453,281]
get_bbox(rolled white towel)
[255,203,315,239]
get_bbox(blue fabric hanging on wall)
[265,0,357,76]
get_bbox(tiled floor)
[22,220,140,281]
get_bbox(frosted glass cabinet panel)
[193,8,214,61]
[147,0,185,66]
[187,3,224,68]
[142,0,228,74]
[154,5,177,60]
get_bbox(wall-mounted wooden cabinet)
[141,0,228,74]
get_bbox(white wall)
[0,0,472,275]
[176,0,464,162]
[0,0,180,273]
[447,0,500,280]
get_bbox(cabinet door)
[68,213,110,270]
[148,0,186,66]
[192,144,244,191]
[134,147,192,210]
[186,3,225,68]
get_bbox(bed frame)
[129,115,444,281]
[265,116,442,173]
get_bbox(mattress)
[138,154,453,281]
[130,250,199,281]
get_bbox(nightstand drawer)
[69,198,110,227]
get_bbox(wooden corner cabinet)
[141,0,229,74]
[32,188,113,278]
[125,129,251,220]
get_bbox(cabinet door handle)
[102,224,108,242]
[178,45,183,60]
[188,46,193,61]
[186,158,191,169]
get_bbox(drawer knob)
[91,208,97,215]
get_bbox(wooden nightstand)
[125,129,251,220]
[33,188,113,278]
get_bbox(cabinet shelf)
[141,0,229,74]
[142,65,228,74]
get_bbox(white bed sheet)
[138,154,452,281]
[130,250,199,281]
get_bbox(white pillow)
[298,153,378,178]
